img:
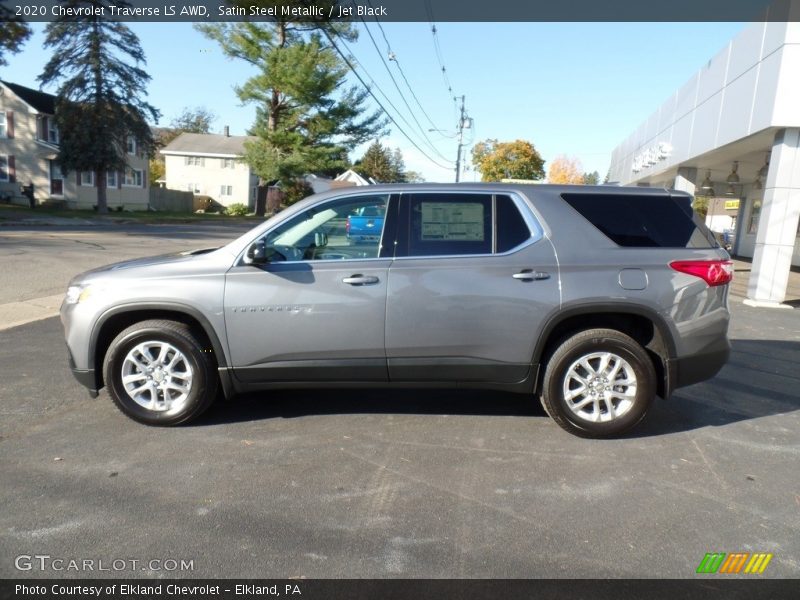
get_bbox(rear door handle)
[342,274,380,286]
[513,270,550,281]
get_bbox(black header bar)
[2,0,800,22]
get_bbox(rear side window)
[561,193,715,248]
[408,194,492,256]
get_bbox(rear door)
[384,191,560,383]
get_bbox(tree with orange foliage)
[471,139,545,182]
[547,155,584,184]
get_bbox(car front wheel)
[540,328,656,438]
[103,319,217,426]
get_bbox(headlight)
[65,284,92,305]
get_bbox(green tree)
[0,5,31,68]
[354,140,407,183]
[197,12,386,187]
[171,106,216,134]
[38,0,159,213]
[582,170,600,185]
[471,139,545,182]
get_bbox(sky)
[1,21,747,182]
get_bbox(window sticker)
[420,202,484,241]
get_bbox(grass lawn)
[0,203,265,222]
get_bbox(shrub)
[282,179,315,206]
[225,203,249,216]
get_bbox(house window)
[220,185,233,197]
[123,167,143,187]
[107,171,118,188]
[186,183,200,194]
[185,156,205,167]
[48,120,59,144]
[0,112,6,138]
[221,158,235,169]
[80,171,94,186]
[0,155,8,182]
[748,200,761,234]
[50,161,64,196]
[126,136,137,155]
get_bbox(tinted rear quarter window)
[561,193,715,248]
[496,194,531,252]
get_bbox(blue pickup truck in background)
[346,205,385,243]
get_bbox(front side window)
[220,185,233,196]
[0,112,6,138]
[107,171,118,188]
[0,155,8,181]
[262,195,389,262]
[126,136,137,155]
[80,171,94,186]
[222,158,235,169]
[185,156,204,166]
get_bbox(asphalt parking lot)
[0,224,798,579]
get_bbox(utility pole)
[454,95,467,183]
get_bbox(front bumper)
[67,349,99,398]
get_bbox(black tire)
[540,328,656,438]
[103,319,218,426]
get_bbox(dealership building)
[608,14,800,308]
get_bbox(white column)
[745,128,800,308]
[673,167,697,195]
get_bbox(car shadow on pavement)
[194,339,800,437]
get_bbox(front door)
[225,193,395,383]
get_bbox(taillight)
[669,259,733,286]
[345,216,351,234]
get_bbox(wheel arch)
[532,303,677,400]
[89,303,232,398]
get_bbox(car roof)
[311,182,682,199]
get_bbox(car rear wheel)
[540,328,656,438]
[103,319,217,426]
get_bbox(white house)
[160,130,260,209]
[0,80,150,209]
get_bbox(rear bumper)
[668,338,731,391]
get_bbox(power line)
[424,0,459,120]
[322,28,455,171]
[354,3,452,163]
[329,28,452,168]
[363,0,444,132]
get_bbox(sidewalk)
[0,294,64,331]
[730,257,800,305]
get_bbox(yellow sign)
[724,200,740,210]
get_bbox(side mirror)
[243,239,267,265]
[314,232,328,247]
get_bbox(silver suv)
[61,184,732,437]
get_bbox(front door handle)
[513,269,550,281]
[342,274,380,286]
